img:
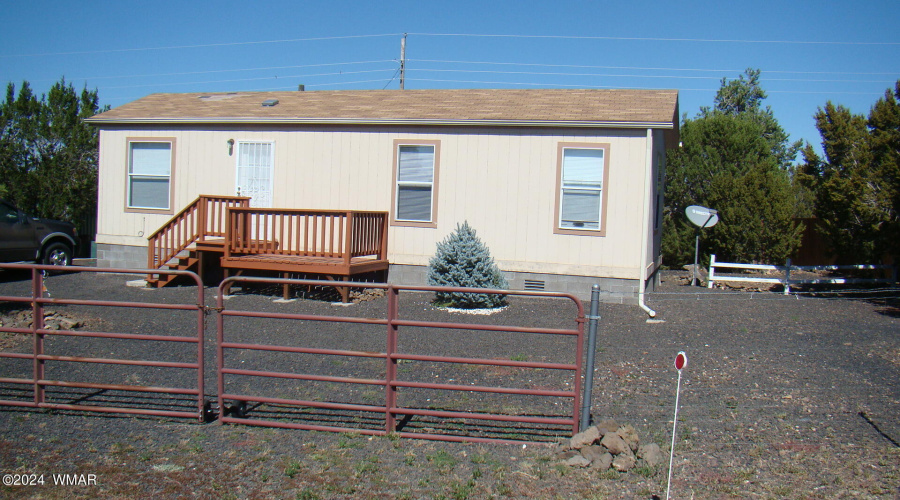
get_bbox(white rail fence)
[707,254,898,295]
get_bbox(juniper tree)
[663,69,803,265]
[0,79,107,225]
[799,81,900,264]
[427,221,508,309]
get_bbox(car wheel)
[42,242,72,267]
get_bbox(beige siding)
[97,125,655,279]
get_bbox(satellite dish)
[686,206,718,287]
[686,205,719,228]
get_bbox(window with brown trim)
[391,139,440,228]
[554,142,610,236]
[126,138,175,213]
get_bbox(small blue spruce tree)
[427,221,509,309]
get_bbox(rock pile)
[348,287,386,303]
[556,419,663,472]
[0,309,82,331]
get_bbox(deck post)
[224,208,233,259]
[340,276,350,303]
[379,213,389,261]
[344,211,354,267]
[197,196,209,242]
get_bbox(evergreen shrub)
[427,221,509,309]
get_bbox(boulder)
[52,315,80,330]
[599,433,629,455]
[580,444,606,463]
[591,452,613,470]
[638,443,663,467]
[570,426,600,449]
[617,424,640,452]
[594,418,620,437]
[612,452,636,472]
[565,455,591,468]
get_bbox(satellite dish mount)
[685,205,719,286]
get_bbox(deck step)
[150,253,200,288]
[166,256,199,270]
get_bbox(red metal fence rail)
[0,264,207,421]
[216,276,585,444]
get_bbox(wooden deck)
[148,196,389,302]
[221,254,387,274]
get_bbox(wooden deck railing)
[224,208,388,263]
[148,195,251,269]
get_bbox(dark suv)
[0,199,78,266]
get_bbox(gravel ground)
[0,267,899,499]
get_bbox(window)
[127,140,174,211]
[392,140,440,227]
[555,143,610,235]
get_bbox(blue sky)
[2,0,898,154]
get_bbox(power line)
[408,32,900,46]
[307,78,402,89]
[406,78,888,96]
[102,77,401,102]
[410,59,900,77]
[100,69,397,90]
[415,67,723,80]
[382,67,402,90]
[409,77,688,89]
[9,31,899,62]
[0,34,402,58]
[409,67,895,85]
[70,60,398,82]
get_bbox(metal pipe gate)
[0,264,207,421]
[1,268,588,443]
[216,276,585,444]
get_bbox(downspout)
[638,128,657,318]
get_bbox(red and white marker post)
[666,351,687,500]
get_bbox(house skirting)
[94,243,656,303]
[96,243,148,271]
[389,264,657,304]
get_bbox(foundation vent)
[523,280,546,291]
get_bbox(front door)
[236,141,274,208]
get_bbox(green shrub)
[427,221,508,309]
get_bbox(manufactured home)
[86,88,679,302]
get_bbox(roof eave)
[85,117,676,129]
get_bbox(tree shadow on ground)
[788,283,900,318]
[0,268,32,284]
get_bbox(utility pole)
[400,33,407,90]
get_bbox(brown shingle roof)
[87,88,678,127]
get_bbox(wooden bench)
[220,208,389,302]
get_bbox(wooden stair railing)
[147,195,250,283]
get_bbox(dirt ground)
[0,268,898,499]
